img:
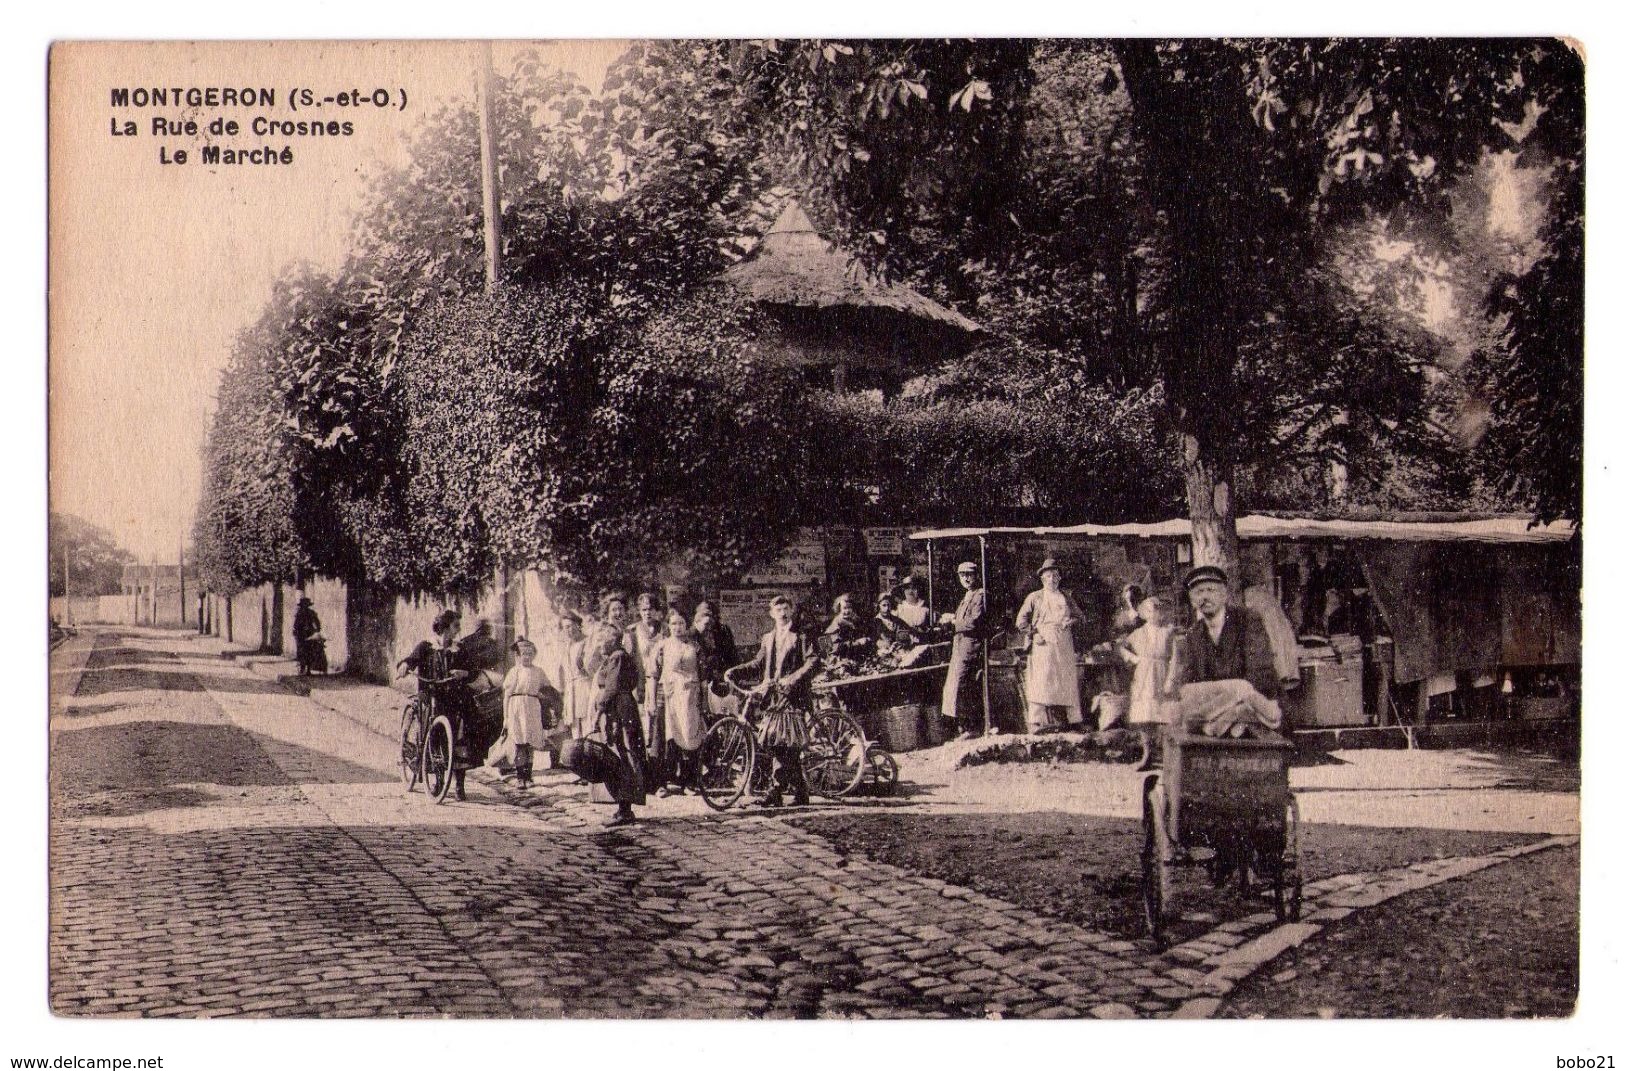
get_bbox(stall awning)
[910,515,1576,545]
[907,526,1041,541]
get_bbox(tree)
[388,284,845,596]
[1464,43,1584,525]
[721,39,1580,574]
[49,513,135,598]
[192,311,304,595]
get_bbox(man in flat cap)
[940,560,990,739]
[1167,565,1281,703]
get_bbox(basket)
[559,738,617,784]
[877,703,924,752]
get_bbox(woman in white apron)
[1014,558,1084,732]
[568,613,599,739]
[654,606,707,796]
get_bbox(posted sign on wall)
[741,530,827,586]
[862,527,906,557]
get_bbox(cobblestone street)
[49,627,1578,1019]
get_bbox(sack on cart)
[1174,679,1283,739]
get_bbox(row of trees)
[195,39,1581,607]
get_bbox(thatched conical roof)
[718,201,982,337]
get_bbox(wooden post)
[979,535,991,737]
[475,42,512,656]
[925,540,935,619]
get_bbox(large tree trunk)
[1116,42,1245,587]
[1182,432,1239,582]
[269,583,286,655]
[345,576,397,684]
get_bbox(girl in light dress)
[654,606,707,797]
[499,638,556,788]
[1119,595,1175,767]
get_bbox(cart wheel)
[1209,847,1234,889]
[697,717,755,812]
[1141,777,1174,944]
[867,747,899,797]
[399,700,425,792]
[422,715,456,804]
[804,712,868,799]
[1275,796,1304,922]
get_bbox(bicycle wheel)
[399,700,425,791]
[803,712,868,799]
[697,717,756,811]
[867,746,899,797]
[422,715,456,804]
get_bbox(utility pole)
[476,41,503,296]
[475,40,512,650]
[63,544,72,626]
[178,533,186,629]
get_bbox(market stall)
[906,514,1580,737]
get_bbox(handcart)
[1140,724,1304,944]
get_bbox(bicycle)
[696,683,869,811]
[397,669,492,804]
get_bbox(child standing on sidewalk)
[501,638,556,788]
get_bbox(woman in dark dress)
[396,609,491,801]
[586,626,647,827]
[292,597,326,676]
[691,600,738,701]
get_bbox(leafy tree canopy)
[50,513,136,598]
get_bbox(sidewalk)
[189,633,1578,837]
[189,632,722,822]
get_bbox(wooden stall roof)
[910,515,1576,545]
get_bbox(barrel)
[921,706,947,747]
[877,703,924,752]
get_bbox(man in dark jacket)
[292,597,325,676]
[725,595,818,807]
[941,561,989,738]
[1168,565,1282,701]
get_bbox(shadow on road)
[51,719,395,799]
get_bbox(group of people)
[507,593,746,826]
[468,581,948,826]
[390,555,1288,824]
[1004,558,1289,758]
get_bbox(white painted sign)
[741,529,827,586]
[862,527,906,557]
